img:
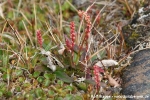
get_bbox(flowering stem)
[78,35,86,58]
[36,30,43,48]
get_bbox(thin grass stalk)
[22,20,34,47]
[88,34,119,61]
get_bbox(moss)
[128,32,140,40]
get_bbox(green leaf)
[91,55,97,62]
[18,21,24,30]
[54,71,73,83]
[24,90,36,99]
[15,69,23,76]
[64,94,74,100]
[4,91,12,98]
[61,1,70,11]
[33,71,41,78]
[37,76,45,83]
[43,42,52,51]
[18,77,25,83]
[44,73,51,79]
[99,50,107,58]
[0,67,7,72]
[48,90,55,97]
[64,85,74,92]
[76,82,87,91]
[55,97,63,100]
[24,93,35,100]
[15,86,21,92]
[57,80,64,87]
[43,79,51,87]
[7,11,13,19]
[23,83,31,88]
[0,91,3,97]
[2,50,9,67]
[84,79,96,85]
[73,95,83,100]
[2,73,9,81]
[0,82,7,92]
[73,53,79,65]
[35,88,43,98]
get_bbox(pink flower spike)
[65,38,72,51]
[78,10,84,18]
[98,67,104,73]
[93,65,101,89]
[37,30,43,48]
[70,21,76,49]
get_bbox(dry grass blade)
[5,19,22,46]
[22,20,34,47]
[88,33,119,61]
[0,2,6,19]
[46,22,57,43]
[57,0,63,33]
[0,21,7,42]
[20,11,32,26]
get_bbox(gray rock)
[72,0,88,7]
[121,49,150,100]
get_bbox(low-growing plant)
[0,0,145,99]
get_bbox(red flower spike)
[78,10,84,18]
[84,14,91,51]
[93,65,104,89]
[65,38,72,51]
[78,10,92,60]
[36,30,43,48]
[93,65,101,89]
[70,21,76,49]
[98,67,104,73]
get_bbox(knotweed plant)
[0,0,131,99]
[65,10,92,66]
